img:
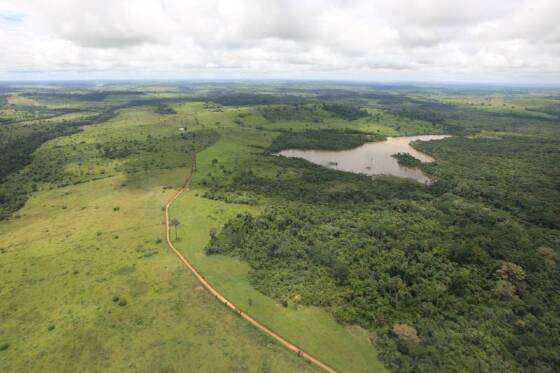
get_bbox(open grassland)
[0,107,315,372]
[0,169,313,372]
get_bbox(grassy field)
[0,107,315,372]
[170,128,386,372]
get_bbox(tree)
[170,218,180,241]
[393,324,420,344]
[496,261,526,295]
[496,261,526,284]
[388,276,408,308]
[537,246,558,270]
[493,280,517,300]
[209,227,217,241]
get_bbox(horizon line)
[1,77,560,88]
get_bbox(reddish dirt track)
[164,158,337,373]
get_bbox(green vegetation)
[1,81,559,372]
[322,103,370,120]
[196,85,559,371]
[171,128,386,372]
[392,152,422,168]
[0,110,117,219]
[154,104,177,115]
[416,135,560,229]
[0,92,316,372]
[259,104,326,123]
[269,129,384,152]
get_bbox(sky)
[0,0,559,83]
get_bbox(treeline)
[208,93,302,106]
[379,98,556,135]
[385,101,457,124]
[321,103,370,120]
[268,129,384,152]
[259,104,324,123]
[154,104,177,115]
[525,104,560,119]
[22,90,145,102]
[0,105,86,126]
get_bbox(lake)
[277,135,450,184]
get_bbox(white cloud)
[0,0,559,82]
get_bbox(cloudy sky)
[0,0,559,83]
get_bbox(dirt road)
[164,158,337,373]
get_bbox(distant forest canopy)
[321,103,370,120]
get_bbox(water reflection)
[277,135,450,184]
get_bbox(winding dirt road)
[164,157,337,373]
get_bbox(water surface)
[278,135,450,184]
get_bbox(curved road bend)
[164,157,337,373]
